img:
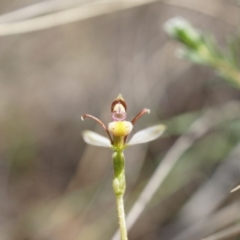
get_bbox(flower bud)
[164,17,202,50]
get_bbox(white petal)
[127,124,166,146]
[82,130,111,147]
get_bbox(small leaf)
[82,130,111,147]
[127,124,166,146]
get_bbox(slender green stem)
[112,149,128,240]
[116,195,128,240]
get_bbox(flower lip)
[112,111,127,121]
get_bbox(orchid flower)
[81,94,165,149]
[81,94,165,240]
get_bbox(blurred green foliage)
[164,17,240,87]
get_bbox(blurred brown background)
[1,0,240,240]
